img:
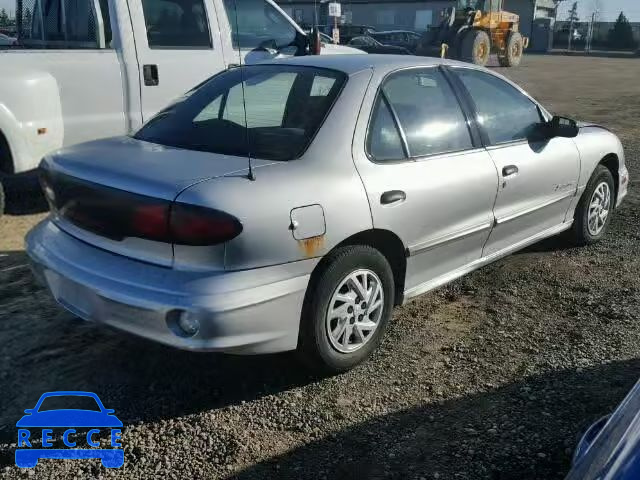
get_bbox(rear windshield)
[135,65,346,161]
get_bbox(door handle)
[143,64,159,86]
[380,190,406,205]
[502,165,519,177]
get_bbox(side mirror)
[549,115,579,138]
[24,409,34,414]
[309,27,321,55]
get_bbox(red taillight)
[42,169,241,246]
[169,203,243,246]
[132,205,171,241]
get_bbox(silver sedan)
[27,55,630,373]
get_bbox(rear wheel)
[297,245,395,374]
[498,31,524,67]
[460,29,491,66]
[569,165,615,246]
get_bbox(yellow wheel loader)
[417,0,528,67]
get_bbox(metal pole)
[16,0,22,37]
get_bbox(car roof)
[265,54,474,76]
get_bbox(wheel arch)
[0,129,14,175]
[599,153,619,206]
[311,229,407,306]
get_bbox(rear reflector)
[41,168,242,246]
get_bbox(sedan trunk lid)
[42,137,267,267]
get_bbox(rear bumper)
[26,219,315,354]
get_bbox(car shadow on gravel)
[233,359,640,480]
[0,252,320,443]
[1,170,48,215]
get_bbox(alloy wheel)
[326,269,384,353]
[587,181,611,236]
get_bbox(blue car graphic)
[16,391,123,468]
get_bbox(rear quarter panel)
[0,51,126,173]
[174,69,375,271]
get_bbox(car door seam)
[407,220,494,256]
[495,190,576,225]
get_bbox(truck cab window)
[222,0,296,49]
[141,0,212,49]
[20,0,111,48]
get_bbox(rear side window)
[369,68,472,160]
[454,68,543,145]
[367,96,406,162]
[19,0,111,48]
[141,0,211,48]
[135,66,346,161]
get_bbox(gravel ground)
[0,55,638,480]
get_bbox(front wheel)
[570,165,615,246]
[460,29,491,66]
[297,245,395,374]
[498,32,524,67]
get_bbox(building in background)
[277,0,557,51]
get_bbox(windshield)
[38,395,101,412]
[135,65,346,161]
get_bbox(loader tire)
[498,32,524,67]
[460,29,491,66]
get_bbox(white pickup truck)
[0,0,360,213]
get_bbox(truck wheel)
[297,245,395,374]
[460,29,491,66]
[498,32,524,67]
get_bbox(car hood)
[43,136,273,201]
[16,410,123,427]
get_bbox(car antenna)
[232,0,255,181]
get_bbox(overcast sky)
[1,0,639,22]
[557,0,640,22]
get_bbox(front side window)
[223,0,296,49]
[141,0,211,49]
[371,68,473,159]
[135,66,346,161]
[454,68,543,145]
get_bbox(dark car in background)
[337,25,376,44]
[370,30,422,53]
[347,36,411,54]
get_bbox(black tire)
[0,180,4,218]
[569,165,615,246]
[460,29,491,66]
[297,245,395,374]
[498,31,524,67]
